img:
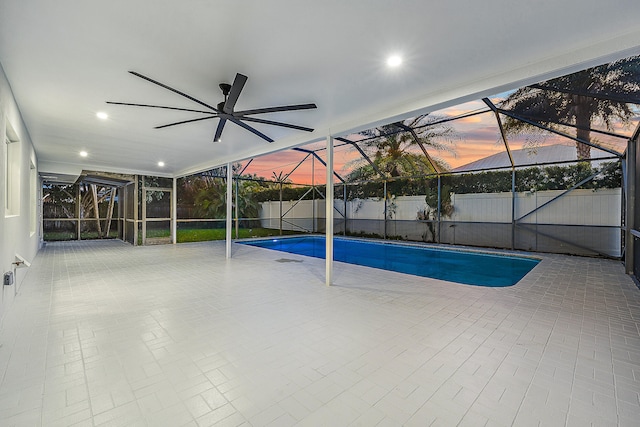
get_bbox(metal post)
[343,184,347,236]
[235,177,239,239]
[122,185,127,242]
[279,181,283,236]
[511,168,516,250]
[326,136,334,286]
[116,188,122,239]
[626,137,637,274]
[437,176,441,244]
[134,175,139,246]
[226,163,232,259]
[383,180,387,240]
[76,184,81,240]
[171,177,177,244]
[622,160,627,262]
[141,178,147,246]
[312,155,315,233]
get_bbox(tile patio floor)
[0,239,639,426]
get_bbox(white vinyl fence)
[259,188,622,257]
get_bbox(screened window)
[4,134,20,217]
[30,159,37,234]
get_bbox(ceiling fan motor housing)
[219,83,231,97]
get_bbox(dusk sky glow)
[239,94,635,185]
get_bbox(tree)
[43,183,114,220]
[180,164,263,220]
[500,55,640,160]
[193,179,227,218]
[346,115,456,181]
[42,184,77,219]
[43,183,117,238]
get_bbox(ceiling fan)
[107,71,317,143]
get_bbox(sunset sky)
[240,96,635,185]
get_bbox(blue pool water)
[240,236,539,287]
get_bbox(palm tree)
[193,180,227,218]
[185,164,263,220]
[347,115,456,181]
[500,55,640,160]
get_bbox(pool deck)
[0,239,639,426]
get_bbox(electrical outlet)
[3,271,13,286]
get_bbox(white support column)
[226,162,233,259]
[171,177,177,244]
[325,135,334,286]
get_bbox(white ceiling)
[1,0,639,181]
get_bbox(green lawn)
[177,227,299,243]
[45,227,299,243]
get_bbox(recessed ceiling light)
[158,161,165,167]
[79,151,88,157]
[96,112,108,120]
[387,55,402,67]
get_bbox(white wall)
[0,62,41,321]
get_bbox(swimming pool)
[239,236,539,287]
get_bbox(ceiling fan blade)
[223,73,248,114]
[229,117,274,142]
[214,118,227,142]
[240,116,314,132]
[154,115,217,129]
[129,71,219,112]
[106,101,212,114]
[234,103,317,116]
